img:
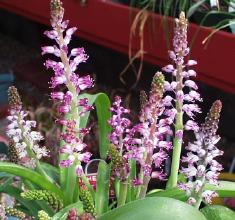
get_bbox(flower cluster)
[180,100,223,206]
[6,86,48,168]
[42,0,94,175]
[0,205,6,220]
[59,120,91,176]
[162,12,201,134]
[123,72,172,189]
[108,96,131,149]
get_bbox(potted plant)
[0,1,235,219]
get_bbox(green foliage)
[98,197,207,220]
[95,161,111,216]
[201,205,235,220]
[0,162,64,201]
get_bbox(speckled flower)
[6,86,49,168]
[162,12,201,132]
[180,100,223,207]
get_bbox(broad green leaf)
[79,93,111,159]
[147,187,188,201]
[98,197,207,220]
[52,201,83,220]
[201,205,235,220]
[95,161,111,216]
[205,181,235,198]
[0,162,64,201]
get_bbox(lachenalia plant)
[0,1,235,220]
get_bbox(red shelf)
[1,0,235,93]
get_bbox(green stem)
[117,182,128,207]
[194,197,202,209]
[138,176,151,199]
[167,103,183,189]
[167,60,184,189]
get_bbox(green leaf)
[205,181,235,198]
[201,205,235,220]
[79,93,111,159]
[98,197,207,220]
[0,162,65,201]
[187,0,207,18]
[41,162,59,184]
[147,187,188,201]
[52,201,83,220]
[95,161,111,216]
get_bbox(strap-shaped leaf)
[0,162,64,200]
[95,161,111,216]
[79,93,111,159]
[205,181,235,198]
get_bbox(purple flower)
[42,0,94,176]
[180,100,223,206]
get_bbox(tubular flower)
[6,87,49,168]
[162,12,201,134]
[21,190,63,210]
[43,0,93,175]
[180,100,223,206]
[124,72,171,190]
